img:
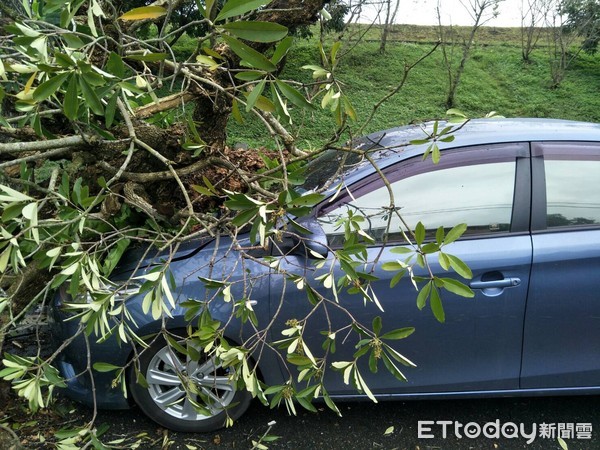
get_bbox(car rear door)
[270,143,533,395]
[521,142,600,389]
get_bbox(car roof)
[303,118,600,194]
[361,117,600,156]
[341,118,600,184]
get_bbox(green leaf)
[381,261,406,272]
[438,252,450,271]
[2,203,24,221]
[231,98,244,124]
[297,396,317,412]
[416,281,431,310]
[447,254,472,279]
[93,362,121,372]
[414,222,425,245]
[107,52,125,78]
[221,35,276,72]
[446,108,467,118]
[372,316,382,335]
[444,223,467,245]
[322,388,341,416]
[430,287,445,322]
[368,349,378,373]
[62,33,85,49]
[287,354,312,366]
[79,76,103,115]
[33,72,69,102]
[63,74,78,120]
[245,79,266,112]
[439,277,474,298]
[105,91,118,128]
[119,6,167,21]
[289,193,324,207]
[231,207,258,227]
[103,238,130,276]
[255,95,275,113]
[275,80,312,109]
[390,246,413,254]
[421,242,439,254]
[381,352,408,382]
[235,71,264,81]
[435,226,445,244]
[271,36,293,64]
[432,144,441,164]
[202,0,215,18]
[558,437,568,450]
[389,270,405,288]
[410,139,431,145]
[221,21,287,43]
[215,0,271,22]
[342,95,357,121]
[381,327,414,340]
[225,193,261,210]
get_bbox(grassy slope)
[226,25,600,148]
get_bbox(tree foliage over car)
[560,0,600,54]
[0,0,476,445]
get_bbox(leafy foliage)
[0,0,478,444]
[560,0,600,54]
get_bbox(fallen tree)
[0,0,472,444]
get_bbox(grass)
[224,24,600,149]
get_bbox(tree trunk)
[380,0,400,54]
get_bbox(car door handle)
[470,278,521,289]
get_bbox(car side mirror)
[290,217,329,259]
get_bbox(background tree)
[379,0,400,53]
[560,0,600,54]
[520,0,553,62]
[545,0,595,87]
[438,0,505,108]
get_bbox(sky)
[360,0,527,27]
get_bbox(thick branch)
[134,92,196,119]
[99,156,235,182]
[0,135,96,154]
[0,147,71,170]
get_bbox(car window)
[543,151,600,229]
[318,145,522,246]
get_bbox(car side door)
[270,143,533,396]
[521,142,600,389]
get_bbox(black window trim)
[316,142,532,247]
[531,141,600,234]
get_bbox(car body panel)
[272,234,532,394]
[522,230,600,388]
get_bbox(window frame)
[531,141,600,233]
[315,142,531,247]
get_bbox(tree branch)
[0,135,96,154]
[134,92,196,119]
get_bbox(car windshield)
[301,149,364,192]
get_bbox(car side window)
[318,144,524,246]
[541,144,600,229]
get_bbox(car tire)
[128,330,252,432]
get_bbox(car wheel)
[129,331,252,432]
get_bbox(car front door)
[521,142,600,389]
[270,143,533,396]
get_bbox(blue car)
[50,118,600,432]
